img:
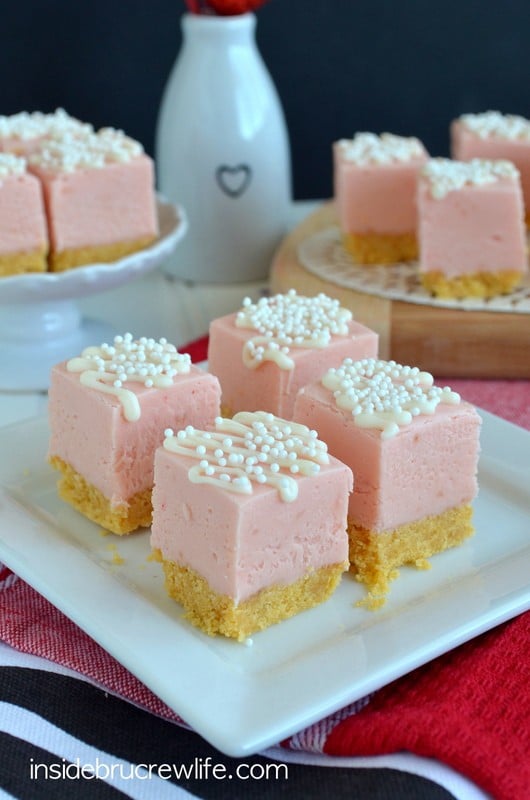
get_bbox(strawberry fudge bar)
[418,158,527,298]
[293,358,481,606]
[451,111,530,224]
[0,108,92,156]
[151,411,352,639]
[208,290,378,419]
[29,128,158,271]
[333,132,428,264]
[0,153,48,276]
[48,334,221,534]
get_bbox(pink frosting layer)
[293,382,481,532]
[151,447,352,604]
[451,119,530,212]
[208,314,378,420]
[30,154,158,252]
[418,174,527,276]
[0,172,47,253]
[48,363,221,506]
[333,142,428,235]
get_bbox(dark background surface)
[1,0,530,199]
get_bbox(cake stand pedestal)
[0,198,187,392]
[0,299,116,391]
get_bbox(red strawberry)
[187,0,269,14]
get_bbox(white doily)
[297,226,530,314]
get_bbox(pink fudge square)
[28,130,158,271]
[208,292,378,420]
[333,133,428,235]
[48,336,221,533]
[0,157,48,275]
[418,158,527,295]
[293,358,481,603]
[293,369,480,531]
[451,112,530,221]
[150,412,352,638]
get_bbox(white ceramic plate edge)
[0,409,528,756]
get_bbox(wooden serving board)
[270,202,530,378]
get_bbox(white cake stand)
[0,197,187,392]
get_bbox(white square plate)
[0,410,528,756]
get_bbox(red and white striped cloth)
[1,336,529,800]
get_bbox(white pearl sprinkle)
[163,411,329,502]
[236,291,352,369]
[322,358,460,438]
[66,333,191,421]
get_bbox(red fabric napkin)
[180,334,209,364]
[1,335,529,800]
[323,613,530,800]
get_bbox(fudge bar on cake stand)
[28,128,159,272]
[0,153,48,277]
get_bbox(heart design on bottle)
[215,164,252,198]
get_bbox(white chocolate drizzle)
[66,333,191,421]
[459,111,530,141]
[421,157,518,199]
[322,358,460,439]
[336,132,425,165]
[235,290,352,370]
[163,411,329,502]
